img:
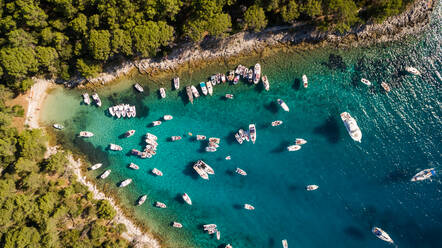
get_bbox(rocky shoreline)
[84,0,434,86]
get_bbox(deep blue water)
[42,5,441,248]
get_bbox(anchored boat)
[340,112,362,142]
[277,99,290,112]
[411,168,436,181]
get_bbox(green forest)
[0,0,413,93]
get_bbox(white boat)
[216,230,221,240]
[233,75,240,84]
[79,131,94,137]
[82,93,91,105]
[108,107,115,116]
[405,66,421,75]
[109,144,122,151]
[173,77,180,90]
[199,82,208,95]
[282,239,288,248]
[119,178,132,187]
[182,193,192,205]
[225,244,232,248]
[206,81,213,96]
[99,169,111,179]
[225,156,231,160]
[277,99,290,112]
[262,75,269,91]
[225,94,234,99]
[340,112,362,142]
[137,195,147,206]
[193,161,209,180]
[244,204,255,210]
[254,63,261,84]
[236,168,247,176]
[163,115,173,121]
[381,82,391,92]
[172,222,183,228]
[186,86,193,104]
[145,133,158,140]
[171,136,182,141]
[134,83,144,92]
[248,69,253,83]
[249,124,256,144]
[191,85,200,98]
[124,130,135,137]
[196,135,206,140]
[221,74,226,83]
[209,137,220,144]
[372,227,394,244]
[302,74,308,88]
[159,88,166,98]
[151,168,163,176]
[295,138,307,145]
[89,163,102,170]
[203,224,217,230]
[91,93,101,107]
[208,142,219,148]
[155,201,166,208]
[287,145,301,151]
[238,129,248,142]
[198,160,215,174]
[53,124,64,130]
[361,78,372,86]
[306,185,319,191]
[205,146,217,152]
[271,120,283,126]
[128,163,139,170]
[411,168,436,181]
[235,133,243,144]
[152,121,162,126]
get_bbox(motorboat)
[216,230,221,240]
[53,123,64,130]
[206,81,213,96]
[108,106,115,116]
[137,195,147,206]
[233,75,240,85]
[79,131,94,137]
[372,227,394,244]
[119,178,132,187]
[225,94,234,99]
[208,142,219,148]
[89,163,102,170]
[151,168,163,176]
[191,85,200,98]
[295,138,307,145]
[182,193,192,205]
[128,163,139,170]
[145,133,158,140]
[381,82,391,92]
[249,124,256,144]
[271,120,283,126]
[225,244,232,248]
[124,130,135,137]
[405,66,421,76]
[248,69,253,83]
[262,75,269,91]
[277,99,290,112]
[236,168,247,176]
[200,82,208,95]
[91,93,102,107]
[340,112,362,142]
[225,156,231,160]
[361,78,372,86]
[172,222,183,228]
[238,129,248,142]
[282,239,288,248]
[235,133,243,144]
[131,149,142,156]
[203,224,217,230]
[159,88,166,98]
[302,74,308,88]
[306,185,319,191]
[152,121,162,126]
[99,169,111,179]
[193,161,210,180]
[209,137,220,144]
[244,204,255,210]
[196,135,206,140]
[109,144,122,151]
[173,77,180,90]
[82,93,91,105]
[287,145,301,151]
[134,83,144,92]
[205,147,217,152]
[411,168,436,181]
[163,115,173,121]
[171,136,182,141]
[186,86,194,104]
[199,160,215,174]
[254,63,261,84]
[155,201,166,208]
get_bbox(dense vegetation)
[0,86,129,247]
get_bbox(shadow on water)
[267,237,276,248]
[321,54,347,71]
[74,137,111,166]
[182,161,199,180]
[233,204,243,210]
[382,169,411,184]
[270,140,291,153]
[288,184,299,192]
[225,169,234,176]
[313,116,341,144]
[343,226,365,241]
[174,194,184,204]
[264,101,279,114]
[224,131,238,145]
[177,88,190,105]
[292,78,301,90]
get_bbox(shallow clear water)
[42,6,442,248]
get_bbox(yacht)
[128,163,139,170]
[244,204,255,210]
[182,193,192,205]
[186,86,194,104]
[89,163,102,170]
[159,88,166,98]
[151,168,163,176]
[302,74,308,88]
[372,227,394,244]
[282,239,288,248]
[200,82,208,95]
[53,124,64,130]
[79,131,94,137]
[109,144,122,151]
[134,83,144,92]
[236,168,247,176]
[191,85,200,98]
[405,66,421,76]
[277,99,290,112]
[295,138,307,145]
[137,195,147,206]
[206,81,213,95]
[381,82,391,92]
[163,115,173,121]
[340,112,362,142]
[91,93,101,107]
[173,77,180,90]
[99,169,111,179]
[271,120,283,126]
[225,94,234,99]
[249,124,256,144]
[306,185,319,191]
[124,130,135,137]
[119,178,132,187]
[196,135,206,140]
[235,133,243,144]
[82,93,91,105]
[411,168,436,181]
[254,63,261,84]
[155,202,167,208]
[171,136,182,141]
[152,121,162,126]
[262,75,270,91]
[172,222,183,228]
[361,78,372,86]
[287,145,301,151]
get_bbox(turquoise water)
[42,6,441,248]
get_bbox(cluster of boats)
[82,93,102,107]
[287,138,307,152]
[234,124,256,144]
[108,104,136,118]
[151,115,173,127]
[204,137,220,152]
[193,160,215,180]
[202,224,222,241]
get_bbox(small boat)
[238,129,248,142]
[277,99,290,112]
[186,86,193,104]
[124,130,135,137]
[152,121,162,126]
[225,244,232,248]
[159,88,166,98]
[306,185,319,191]
[131,149,142,156]
[173,77,180,90]
[172,222,183,228]
[193,164,209,180]
[209,137,220,144]
[199,82,208,95]
[145,133,158,140]
[235,133,243,144]
[203,224,217,230]
[89,163,102,170]
[128,163,139,170]
[108,107,115,116]
[244,204,255,210]
[405,66,421,76]
[91,93,101,107]
[262,75,269,91]
[163,115,173,121]
[340,112,362,142]
[196,135,206,140]
[300,74,308,88]
[99,169,111,179]
[361,78,372,86]
[182,193,192,205]
[79,131,94,137]
[199,160,215,175]
[205,146,217,152]
[53,123,64,130]
[216,230,221,240]
[151,168,163,176]
[225,156,231,160]
[411,168,436,181]
[137,195,147,206]
[171,136,182,141]
[109,144,122,151]
[82,93,91,105]
[381,82,391,92]
[155,201,166,208]
[372,227,394,244]
[248,69,253,83]
[191,85,200,98]
[225,94,234,99]
[134,83,144,92]
[206,81,213,96]
[254,63,261,84]
[228,70,235,81]
[282,239,288,248]
[271,120,283,126]
[287,145,301,151]
[295,138,307,145]
[119,178,132,187]
[208,142,219,148]
[236,168,247,176]
[249,124,256,144]
[233,75,240,84]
